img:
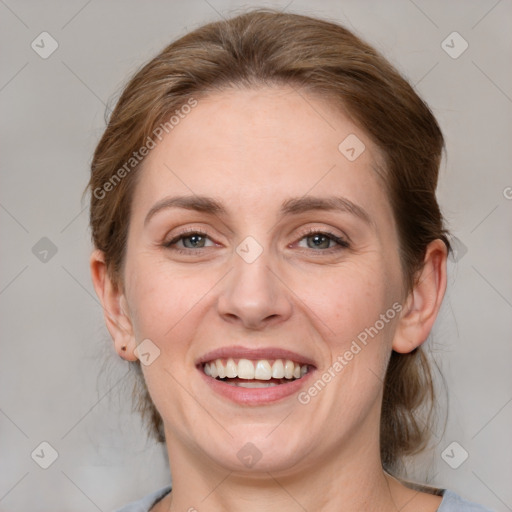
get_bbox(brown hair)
[88,9,450,473]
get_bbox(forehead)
[134,86,390,222]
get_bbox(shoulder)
[111,485,172,512]
[394,476,493,512]
[109,484,494,512]
[438,489,495,512]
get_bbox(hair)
[88,9,451,474]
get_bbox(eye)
[296,229,349,251]
[163,228,349,254]
[164,230,216,251]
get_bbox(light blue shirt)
[112,485,495,511]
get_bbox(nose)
[217,246,293,330]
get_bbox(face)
[120,86,406,474]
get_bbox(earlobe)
[392,239,448,354]
[89,249,139,362]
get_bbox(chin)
[193,425,315,474]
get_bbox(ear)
[392,239,448,354]
[90,249,138,361]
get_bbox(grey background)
[0,0,511,510]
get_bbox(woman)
[88,9,493,512]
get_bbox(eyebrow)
[281,196,372,226]
[144,194,372,226]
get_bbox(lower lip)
[198,367,315,405]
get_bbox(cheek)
[124,256,215,343]
[292,258,398,347]
[297,263,399,412]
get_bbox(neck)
[160,420,408,512]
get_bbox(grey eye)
[182,234,208,248]
[306,233,332,249]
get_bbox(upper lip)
[197,345,317,367]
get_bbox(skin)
[91,86,447,511]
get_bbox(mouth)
[197,346,316,404]
[202,358,310,388]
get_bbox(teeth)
[216,360,226,379]
[229,381,278,388]
[225,358,237,378]
[271,359,285,379]
[284,360,295,379]
[254,360,272,380]
[238,359,255,379]
[202,357,310,382]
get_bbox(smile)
[203,358,310,388]
[197,346,316,404]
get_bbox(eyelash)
[163,229,213,255]
[163,227,350,255]
[297,227,350,252]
